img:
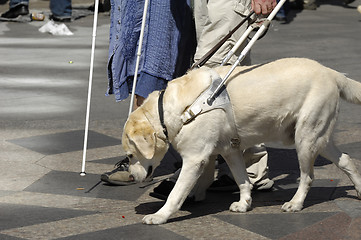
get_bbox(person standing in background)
[1,0,72,22]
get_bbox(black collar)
[158,90,168,139]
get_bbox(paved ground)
[1,0,361,239]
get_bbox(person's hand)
[252,0,277,15]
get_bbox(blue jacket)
[107,0,196,101]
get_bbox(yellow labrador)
[122,58,361,224]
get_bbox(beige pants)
[218,144,271,187]
[193,0,252,67]
[193,0,270,187]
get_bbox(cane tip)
[80,172,86,176]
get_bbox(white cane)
[128,0,150,116]
[81,0,100,176]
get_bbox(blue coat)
[107,0,196,101]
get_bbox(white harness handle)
[207,0,287,105]
[181,69,231,124]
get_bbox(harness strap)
[191,11,255,70]
[181,69,241,148]
[181,69,231,124]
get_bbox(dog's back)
[213,58,361,148]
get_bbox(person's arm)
[251,0,277,15]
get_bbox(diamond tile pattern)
[8,130,120,155]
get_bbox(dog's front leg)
[142,158,209,225]
[223,150,252,212]
[190,155,216,201]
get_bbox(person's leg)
[193,0,208,43]
[9,0,28,8]
[194,0,251,67]
[192,0,252,192]
[244,144,274,190]
[275,0,287,22]
[1,0,28,18]
[50,0,72,20]
[209,144,274,191]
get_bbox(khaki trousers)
[193,0,270,187]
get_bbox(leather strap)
[158,90,168,139]
[191,11,254,69]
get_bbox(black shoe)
[49,14,71,22]
[149,179,175,200]
[275,15,287,23]
[207,175,238,192]
[1,4,29,19]
[88,3,105,12]
[149,179,195,202]
[289,0,303,10]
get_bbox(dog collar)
[158,90,169,140]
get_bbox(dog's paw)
[229,200,251,213]
[142,214,168,225]
[281,201,303,212]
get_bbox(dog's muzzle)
[129,163,154,182]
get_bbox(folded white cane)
[81,0,100,176]
[207,0,286,105]
[128,0,150,116]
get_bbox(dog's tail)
[337,75,361,105]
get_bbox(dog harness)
[180,69,241,147]
[158,69,241,147]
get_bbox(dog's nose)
[129,174,135,181]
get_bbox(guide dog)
[122,58,361,224]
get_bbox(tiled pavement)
[1,0,361,239]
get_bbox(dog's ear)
[127,122,157,160]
